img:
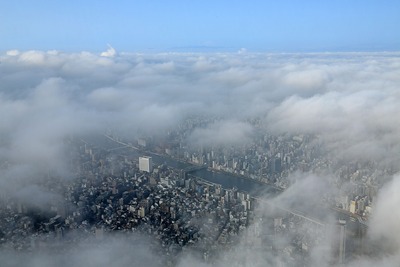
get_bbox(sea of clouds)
[1,49,400,266]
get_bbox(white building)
[139,156,153,173]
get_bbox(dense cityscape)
[1,113,395,266]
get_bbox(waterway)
[86,134,281,197]
[85,134,366,229]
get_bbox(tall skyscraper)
[338,219,346,264]
[139,156,153,173]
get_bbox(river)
[84,134,281,197]
[85,134,366,231]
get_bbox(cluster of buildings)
[143,117,395,220]
[333,162,388,218]
[0,135,347,265]
[0,140,255,264]
[1,118,387,265]
[70,144,260,262]
[155,118,323,189]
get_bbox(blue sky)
[1,0,399,52]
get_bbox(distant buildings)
[139,156,153,173]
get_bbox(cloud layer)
[1,50,400,266]
[3,51,399,152]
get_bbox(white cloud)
[0,50,398,166]
[369,173,400,247]
[100,44,117,57]
[1,51,400,266]
[1,50,399,174]
[188,120,255,147]
[6,49,19,56]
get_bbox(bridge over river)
[91,134,367,236]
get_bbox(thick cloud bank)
[2,51,399,162]
[1,50,400,266]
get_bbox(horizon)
[3,47,400,55]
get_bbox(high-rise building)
[349,200,356,213]
[139,156,153,173]
[338,219,346,264]
[271,157,282,173]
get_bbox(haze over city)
[1,1,400,267]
